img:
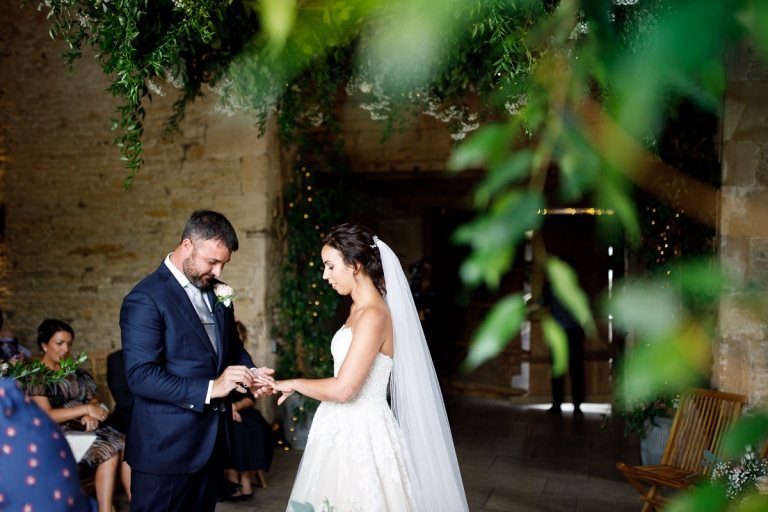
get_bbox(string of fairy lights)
[644,205,685,268]
[288,167,328,327]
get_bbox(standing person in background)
[221,321,276,503]
[540,282,586,418]
[120,210,275,512]
[410,259,443,372]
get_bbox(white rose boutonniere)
[214,283,236,308]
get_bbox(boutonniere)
[213,283,236,308]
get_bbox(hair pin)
[370,235,380,249]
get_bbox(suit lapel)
[208,287,226,368]
[158,265,218,360]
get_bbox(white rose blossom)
[214,283,236,308]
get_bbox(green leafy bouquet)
[1,352,89,389]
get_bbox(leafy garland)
[29,0,559,186]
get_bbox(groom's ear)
[180,238,194,255]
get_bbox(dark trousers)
[551,327,585,408]
[130,414,228,512]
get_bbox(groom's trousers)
[129,412,229,512]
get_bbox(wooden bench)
[616,388,749,511]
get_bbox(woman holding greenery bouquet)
[259,224,468,512]
[28,319,131,512]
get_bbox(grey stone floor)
[116,397,645,511]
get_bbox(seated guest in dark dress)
[106,349,132,435]
[0,377,97,512]
[28,319,131,512]
[222,321,275,502]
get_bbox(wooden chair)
[616,388,749,512]
[80,352,114,412]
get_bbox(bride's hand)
[249,367,277,398]
[258,378,295,406]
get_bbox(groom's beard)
[182,254,214,290]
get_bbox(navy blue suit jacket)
[119,262,255,475]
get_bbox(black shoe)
[217,480,242,502]
[546,405,562,415]
[228,493,253,503]
[573,406,584,418]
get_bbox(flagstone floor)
[116,397,646,511]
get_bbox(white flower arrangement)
[709,445,768,502]
[214,283,236,308]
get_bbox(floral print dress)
[29,369,125,467]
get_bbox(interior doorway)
[354,173,620,403]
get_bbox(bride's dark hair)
[322,223,386,296]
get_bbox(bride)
[259,223,468,512]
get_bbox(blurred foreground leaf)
[454,191,544,289]
[448,124,516,172]
[666,484,727,512]
[610,284,682,337]
[620,321,712,397]
[289,502,315,512]
[463,293,526,372]
[723,414,768,459]
[672,259,726,300]
[547,256,596,335]
[542,316,568,377]
[260,0,297,52]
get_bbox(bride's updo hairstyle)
[322,223,386,296]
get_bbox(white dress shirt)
[164,254,216,404]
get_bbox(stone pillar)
[716,43,768,408]
[0,4,281,419]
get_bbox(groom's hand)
[249,367,277,398]
[211,365,254,399]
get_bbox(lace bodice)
[288,326,421,512]
[331,326,392,404]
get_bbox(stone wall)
[716,43,768,408]
[0,5,282,418]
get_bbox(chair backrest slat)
[659,389,747,474]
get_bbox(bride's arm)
[271,309,387,404]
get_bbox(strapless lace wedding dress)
[286,326,423,512]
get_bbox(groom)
[120,210,274,512]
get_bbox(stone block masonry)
[717,43,768,409]
[0,4,281,419]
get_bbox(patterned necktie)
[187,284,218,355]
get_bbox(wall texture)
[0,4,282,417]
[716,43,768,408]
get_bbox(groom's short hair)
[181,210,239,252]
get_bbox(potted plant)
[603,389,679,466]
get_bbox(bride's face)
[321,245,357,295]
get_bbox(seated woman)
[28,319,131,512]
[222,321,275,502]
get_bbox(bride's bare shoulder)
[352,304,390,332]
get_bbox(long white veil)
[375,237,469,512]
